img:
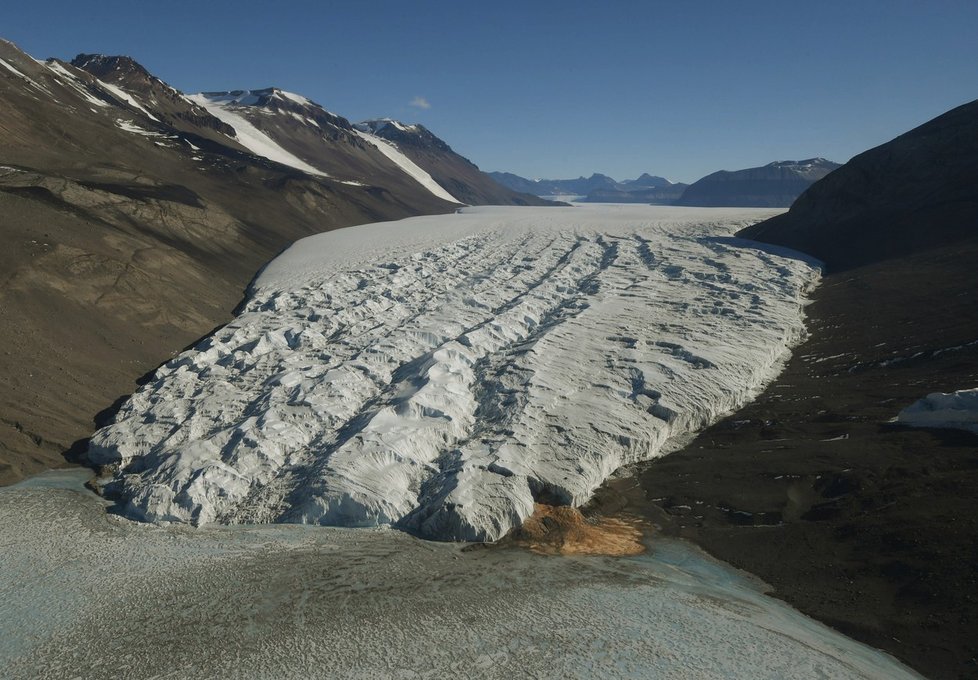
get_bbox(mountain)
[740,100,978,270]
[621,172,672,188]
[355,120,551,206]
[487,172,620,197]
[579,183,688,204]
[0,39,547,484]
[68,54,242,146]
[487,171,682,201]
[675,158,841,208]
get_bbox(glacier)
[89,205,820,540]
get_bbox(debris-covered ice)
[90,205,820,540]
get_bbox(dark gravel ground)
[591,238,978,680]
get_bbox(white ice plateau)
[90,205,820,540]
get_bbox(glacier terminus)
[89,205,820,541]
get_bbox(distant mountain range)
[491,160,840,207]
[487,171,685,203]
[0,38,550,482]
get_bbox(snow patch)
[353,128,460,203]
[0,56,51,95]
[98,81,160,121]
[187,93,329,177]
[44,61,110,109]
[91,206,818,541]
[897,388,978,434]
[114,119,163,137]
[0,56,29,80]
[278,89,312,106]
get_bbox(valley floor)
[593,239,978,679]
[0,470,918,679]
[5,205,970,678]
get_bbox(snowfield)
[90,205,820,540]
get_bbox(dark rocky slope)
[676,158,840,208]
[69,54,242,145]
[741,99,978,270]
[593,100,978,678]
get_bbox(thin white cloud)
[409,96,431,110]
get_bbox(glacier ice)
[89,205,820,540]
[897,388,978,434]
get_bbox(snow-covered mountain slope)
[90,205,820,541]
[187,92,330,177]
[352,126,460,202]
[68,54,242,146]
[67,55,543,206]
[357,119,555,206]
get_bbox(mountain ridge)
[739,101,978,269]
[674,158,841,208]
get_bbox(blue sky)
[5,0,978,182]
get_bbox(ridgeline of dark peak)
[71,53,153,81]
[353,120,554,206]
[356,119,453,154]
[767,158,832,167]
[200,88,353,130]
[71,57,239,140]
[623,173,673,188]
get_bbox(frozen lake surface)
[0,470,919,679]
[89,205,820,540]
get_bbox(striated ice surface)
[89,205,820,540]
